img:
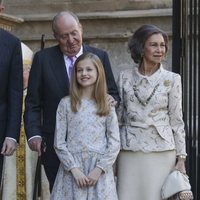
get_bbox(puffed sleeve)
[96,107,120,172]
[54,98,80,171]
[168,74,187,156]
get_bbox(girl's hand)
[87,167,103,186]
[71,168,89,188]
[175,158,186,174]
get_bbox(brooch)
[164,80,170,87]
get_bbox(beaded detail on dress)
[132,83,159,106]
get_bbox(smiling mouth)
[154,55,162,57]
[81,78,89,81]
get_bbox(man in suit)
[0,27,23,182]
[24,11,120,191]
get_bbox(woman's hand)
[87,167,103,186]
[175,157,186,174]
[71,168,89,188]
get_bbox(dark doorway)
[173,0,199,199]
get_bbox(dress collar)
[133,64,164,86]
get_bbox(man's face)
[54,15,83,57]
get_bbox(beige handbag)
[161,170,193,200]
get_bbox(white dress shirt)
[63,46,83,78]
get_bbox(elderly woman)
[117,24,187,200]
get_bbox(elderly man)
[24,11,120,191]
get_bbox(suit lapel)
[50,45,93,95]
[83,44,90,53]
[50,46,70,95]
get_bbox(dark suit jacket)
[0,29,23,145]
[24,44,120,139]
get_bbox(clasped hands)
[71,167,103,188]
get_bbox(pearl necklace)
[133,83,159,106]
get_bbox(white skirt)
[117,150,176,200]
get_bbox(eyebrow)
[149,42,165,44]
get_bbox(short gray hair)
[52,11,80,33]
[128,24,168,64]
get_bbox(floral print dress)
[51,97,120,200]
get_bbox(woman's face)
[142,33,166,66]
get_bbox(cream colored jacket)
[117,65,186,156]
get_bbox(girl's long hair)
[70,53,109,116]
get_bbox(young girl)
[51,53,120,200]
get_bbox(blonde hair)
[70,53,109,116]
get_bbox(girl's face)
[76,58,98,89]
[142,33,166,66]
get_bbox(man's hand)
[28,137,42,156]
[1,138,17,156]
[71,168,89,188]
[106,94,117,107]
[87,167,103,186]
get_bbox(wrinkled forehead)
[56,13,79,26]
[146,33,165,41]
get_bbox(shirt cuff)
[28,135,42,142]
[5,137,17,143]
